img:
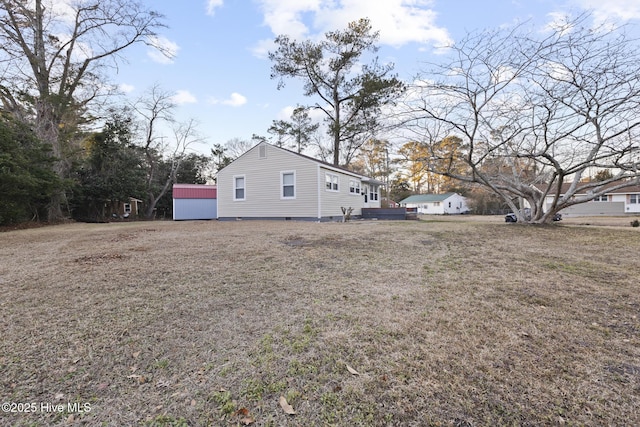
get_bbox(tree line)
[1,1,639,225]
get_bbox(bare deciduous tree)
[132,85,204,219]
[401,14,640,223]
[0,0,165,220]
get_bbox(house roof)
[278,144,385,184]
[173,184,217,199]
[223,142,383,185]
[400,193,458,204]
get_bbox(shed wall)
[173,198,217,220]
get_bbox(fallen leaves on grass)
[279,396,296,415]
[346,364,360,375]
[126,374,148,384]
[234,408,255,425]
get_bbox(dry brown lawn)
[1,216,639,426]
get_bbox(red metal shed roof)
[172,184,217,199]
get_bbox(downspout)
[317,164,322,220]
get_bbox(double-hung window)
[349,180,361,195]
[631,194,639,204]
[234,175,246,201]
[325,173,339,191]
[593,194,609,202]
[369,185,378,201]
[282,171,295,199]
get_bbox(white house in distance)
[543,183,640,216]
[217,142,382,221]
[399,193,469,215]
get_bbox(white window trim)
[349,179,361,195]
[369,185,378,201]
[325,173,339,192]
[281,170,296,199]
[233,174,246,201]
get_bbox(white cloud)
[43,0,76,24]
[251,38,277,59]
[256,0,451,48]
[277,105,325,122]
[206,0,224,16]
[172,90,198,105]
[209,92,247,107]
[119,83,135,94]
[571,0,640,22]
[224,93,247,106]
[147,36,180,64]
[258,0,321,39]
[277,105,296,120]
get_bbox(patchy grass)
[0,217,639,426]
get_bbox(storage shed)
[172,184,217,220]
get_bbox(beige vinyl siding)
[218,144,319,218]
[319,167,364,218]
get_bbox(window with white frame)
[234,175,245,200]
[369,185,378,201]
[123,203,132,214]
[325,173,339,191]
[349,180,361,195]
[593,194,609,201]
[282,171,295,198]
[630,194,639,204]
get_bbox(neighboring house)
[217,142,382,221]
[112,197,143,218]
[543,183,640,216]
[399,193,469,215]
[382,198,399,208]
[173,184,217,220]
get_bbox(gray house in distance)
[542,183,640,216]
[217,142,381,221]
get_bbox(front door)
[363,184,370,208]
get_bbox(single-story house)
[217,142,382,221]
[172,184,217,220]
[543,183,640,216]
[399,193,469,215]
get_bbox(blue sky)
[112,0,640,156]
